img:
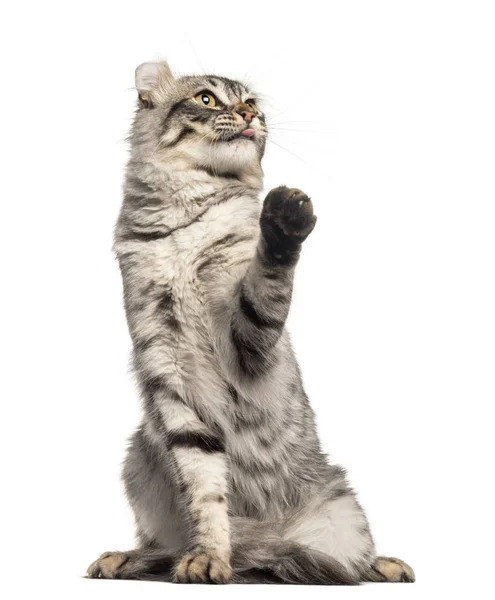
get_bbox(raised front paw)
[260,186,317,248]
[174,549,232,584]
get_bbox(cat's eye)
[195,92,217,108]
[245,99,257,110]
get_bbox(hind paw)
[87,551,130,579]
[372,556,415,582]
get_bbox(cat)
[87,61,414,585]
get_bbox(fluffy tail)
[231,539,358,584]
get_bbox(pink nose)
[239,110,254,122]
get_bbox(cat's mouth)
[217,128,256,142]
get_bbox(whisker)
[266,120,321,126]
[266,138,311,166]
[197,130,215,145]
[267,126,324,134]
[265,108,291,122]
[266,139,333,184]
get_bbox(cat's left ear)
[135,61,174,108]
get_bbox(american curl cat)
[87,61,414,585]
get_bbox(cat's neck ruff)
[150,153,263,197]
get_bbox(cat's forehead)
[178,75,252,104]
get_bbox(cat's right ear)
[135,61,174,108]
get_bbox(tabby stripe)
[196,234,254,274]
[142,375,185,405]
[134,334,161,352]
[124,193,163,208]
[126,177,157,195]
[167,431,226,453]
[165,98,190,120]
[198,164,240,180]
[155,289,182,331]
[267,291,289,303]
[165,125,195,147]
[226,383,239,404]
[188,113,211,123]
[202,233,253,255]
[197,254,228,278]
[120,194,240,243]
[239,287,284,328]
[123,229,171,242]
[263,269,283,280]
[156,290,173,311]
[231,327,273,377]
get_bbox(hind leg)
[283,476,414,582]
[283,482,375,578]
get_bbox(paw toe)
[374,556,415,583]
[208,558,232,584]
[175,551,231,584]
[87,552,129,579]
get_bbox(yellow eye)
[195,92,217,108]
[245,99,257,110]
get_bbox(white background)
[1,1,494,598]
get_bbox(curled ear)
[135,61,174,107]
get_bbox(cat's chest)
[151,202,258,307]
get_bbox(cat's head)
[132,61,266,177]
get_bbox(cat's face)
[133,62,266,176]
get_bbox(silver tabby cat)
[87,61,414,585]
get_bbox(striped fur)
[87,61,414,585]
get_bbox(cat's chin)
[192,137,261,175]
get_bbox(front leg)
[230,186,317,377]
[144,380,232,583]
[170,430,232,583]
[87,381,232,583]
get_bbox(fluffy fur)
[87,61,414,585]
